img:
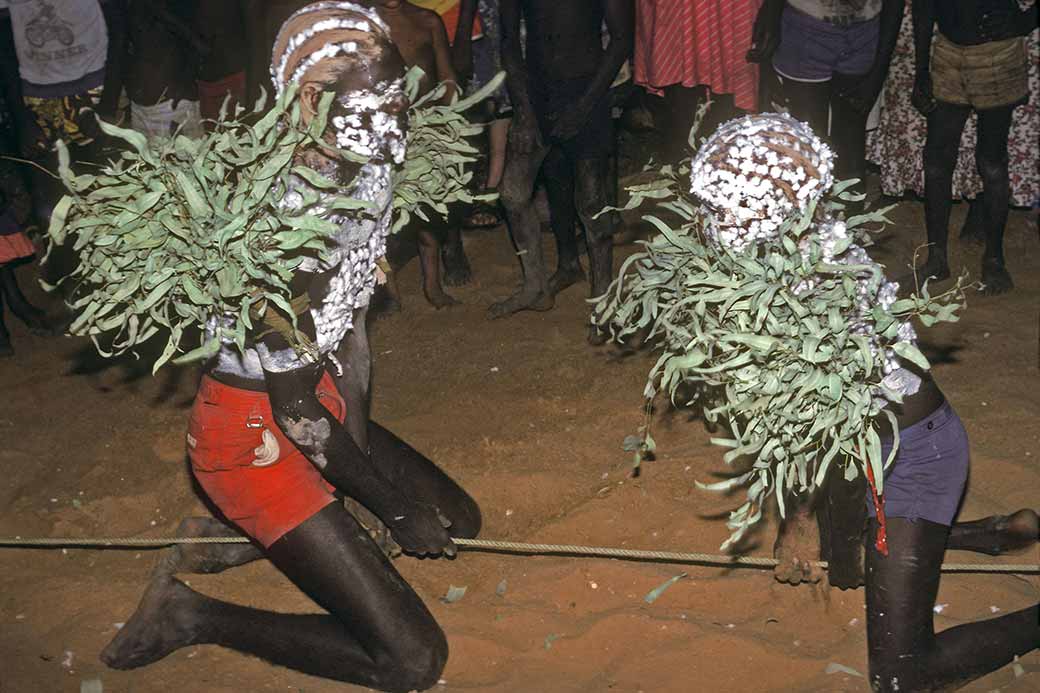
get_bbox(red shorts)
[187,373,344,548]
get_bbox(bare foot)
[153,517,261,577]
[442,245,473,287]
[487,287,554,319]
[981,258,1013,295]
[343,497,401,558]
[423,285,459,310]
[1002,509,1039,549]
[896,255,949,293]
[948,509,1038,555]
[915,255,951,283]
[773,508,826,585]
[100,575,203,670]
[463,200,502,229]
[548,264,585,296]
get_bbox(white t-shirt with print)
[1,0,107,85]
[787,0,883,23]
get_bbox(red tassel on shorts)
[865,463,888,555]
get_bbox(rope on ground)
[0,536,1036,573]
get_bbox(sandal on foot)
[464,196,503,229]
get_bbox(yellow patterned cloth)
[22,85,104,152]
[407,0,482,42]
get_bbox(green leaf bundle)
[593,161,969,551]
[392,69,504,230]
[45,68,500,372]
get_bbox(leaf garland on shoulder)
[394,68,503,231]
[592,144,970,551]
[44,68,504,373]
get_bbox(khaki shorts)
[931,33,1029,111]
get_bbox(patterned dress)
[866,0,1039,208]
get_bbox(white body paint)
[690,113,835,252]
[332,79,407,165]
[211,0,402,380]
[212,161,394,378]
[270,2,390,98]
[690,113,920,405]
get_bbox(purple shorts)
[772,6,880,82]
[866,401,970,527]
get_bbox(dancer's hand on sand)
[388,501,456,558]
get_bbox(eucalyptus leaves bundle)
[45,68,502,372]
[593,158,968,550]
[392,72,502,230]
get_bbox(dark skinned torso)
[375,1,454,99]
[520,0,605,83]
[934,0,1031,45]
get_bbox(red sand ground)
[0,200,1037,692]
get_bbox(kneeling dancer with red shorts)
[101,5,480,691]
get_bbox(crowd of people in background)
[0,0,1036,357]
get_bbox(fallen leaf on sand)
[644,573,688,604]
[825,662,863,678]
[441,585,467,604]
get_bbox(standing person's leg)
[441,209,472,287]
[974,104,1016,294]
[417,227,457,309]
[541,145,583,295]
[566,92,617,336]
[485,116,510,190]
[489,140,553,318]
[463,112,510,229]
[918,102,972,282]
[776,77,830,139]
[663,85,708,162]
[829,72,871,184]
[865,517,1040,693]
[103,504,449,692]
[0,263,48,331]
[958,195,987,244]
[575,152,615,345]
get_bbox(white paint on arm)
[279,416,333,469]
